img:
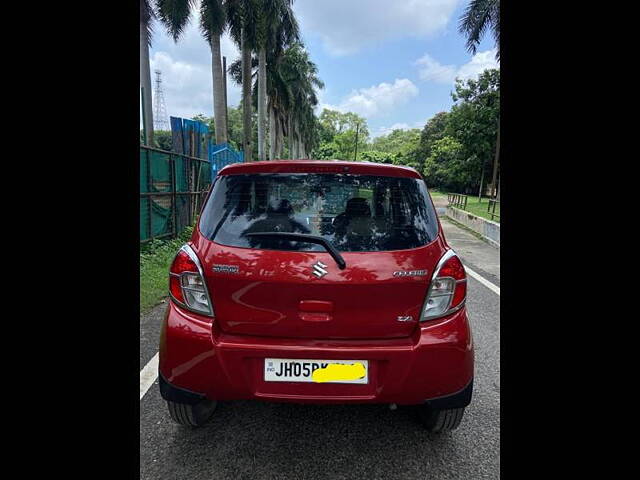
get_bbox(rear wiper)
[245,232,347,270]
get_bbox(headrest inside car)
[345,198,371,217]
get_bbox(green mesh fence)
[140,146,213,243]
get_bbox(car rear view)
[159,160,473,432]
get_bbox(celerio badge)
[393,270,427,277]
[212,264,239,274]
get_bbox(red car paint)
[159,160,473,405]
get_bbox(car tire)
[419,406,465,432]
[166,399,217,427]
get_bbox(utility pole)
[354,122,360,161]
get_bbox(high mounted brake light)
[421,249,467,321]
[169,245,214,317]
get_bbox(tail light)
[169,245,213,317]
[421,249,467,321]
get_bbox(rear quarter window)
[199,173,439,252]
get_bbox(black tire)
[167,399,217,427]
[419,407,465,432]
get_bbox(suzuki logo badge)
[312,261,328,278]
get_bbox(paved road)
[140,217,500,479]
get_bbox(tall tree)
[313,109,368,161]
[201,0,228,144]
[251,0,299,161]
[140,0,155,145]
[157,0,228,144]
[458,0,500,60]
[446,69,499,193]
[228,55,260,159]
[276,42,322,159]
[416,111,449,170]
[459,0,500,196]
[226,0,257,160]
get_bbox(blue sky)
[147,0,498,138]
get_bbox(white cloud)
[456,49,500,81]
[321,79,419,118]
[415,54,457,83]
[148,8,241,121]
[150,52,212,121]
[295,0,460,56]
[373,119,427,138]
[372,123,411,138]
[415,49,499,84]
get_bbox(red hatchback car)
[159,160,473,432]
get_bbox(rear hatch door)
[194,166,444,339]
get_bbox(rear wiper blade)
[245,232,346,270]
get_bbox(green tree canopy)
[416,111,450,170]
[312,109,369,160]
[423,136,468,191]
[444,68,499,192]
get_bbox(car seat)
[333,198,372,236]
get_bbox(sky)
[146,0,498,138]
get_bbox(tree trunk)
[269,103,276,161]
[288,115,293,159]
[478,165,485,202]
[296,121,303,158]
[276,115,284,158]
[211,35,227,145]
[223,55,228,136]
[241,28,253,161]
[257,46,267,161]
[491,121,500,198]
[292,121,298,158]
[140,21,154,145]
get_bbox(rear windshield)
[199,173,439,252]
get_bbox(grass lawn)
[456,195,500,223]
[140,227,193,313]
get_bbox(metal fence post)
[146,148,152,241]
[170,153,177,237]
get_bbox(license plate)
[264,358,368,384]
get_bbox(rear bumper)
[159,301,474,406]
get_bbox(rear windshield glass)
[199,173,439,252]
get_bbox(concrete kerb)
[445,206,500,248]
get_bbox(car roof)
[218,159,422,179]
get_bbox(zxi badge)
[311,261,328,278]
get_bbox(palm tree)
[279,43,323,158]
[228,11,322,162]
[140,0,155,145]
[458,0,500,60]
[157,0,228,144]
[232,43,322,160]
[252,0,299,161]
[265,20,297,160]
[225,0,258,160]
